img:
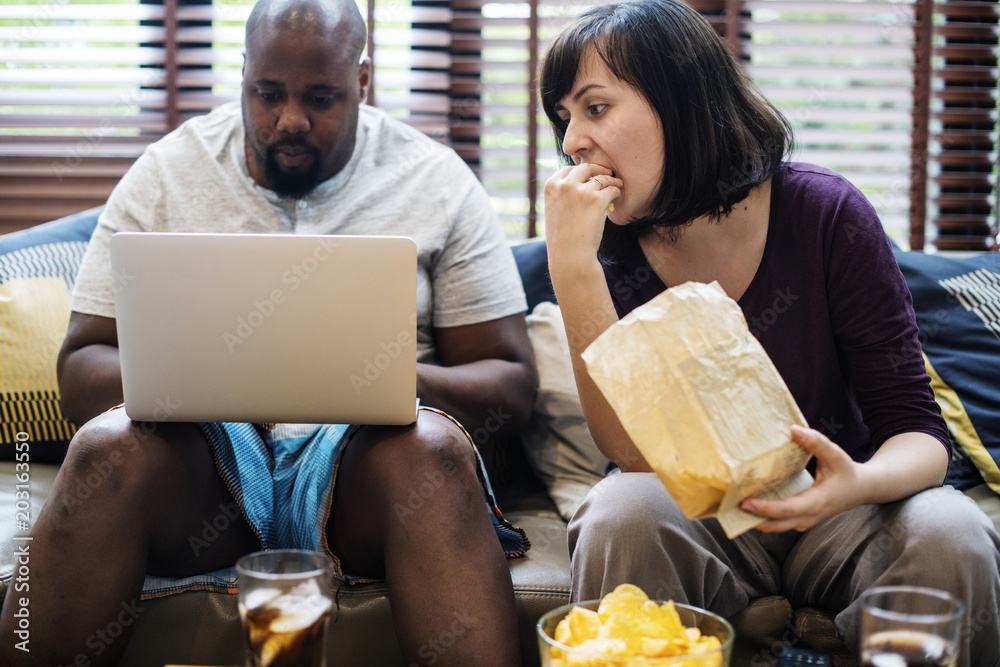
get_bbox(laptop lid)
[110,232,418,425]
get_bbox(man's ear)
[358,57,373,104]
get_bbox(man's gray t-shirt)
[71,102,527,364]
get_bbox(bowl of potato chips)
[537,584,734,666]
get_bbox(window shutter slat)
[0,4,163,19]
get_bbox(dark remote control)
[776,646,833,666]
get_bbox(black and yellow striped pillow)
[895,247,1000,495]
[0,210,100,463]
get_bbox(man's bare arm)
[417,313,537,438]
[56,312,124,425]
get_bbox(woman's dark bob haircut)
[539,0,793,246]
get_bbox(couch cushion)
[522,302,609,521]
[0,461,59,587]
[894,249,1000,493]
[0,208,101,463]
[510,238,611,521]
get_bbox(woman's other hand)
[740,425,948,533]
[740,425,865,532]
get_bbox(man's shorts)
[139,406,528,599]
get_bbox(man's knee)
[65,410,134,469]
[363,413,482,526]
[57,411,168,511]
[371,411,478,482]
[413,410,478,470]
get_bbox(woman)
[539,0,1000,663]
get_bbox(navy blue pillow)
[0,208,101,463]
[511,238,556,312]
[894,248,1000,492]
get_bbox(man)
[0,0,536,664]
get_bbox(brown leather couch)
[3,444,999,666]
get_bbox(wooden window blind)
[1,1,164,232]
[2,0,997,249]
[741,0,920,245]
[368,0,455,142]
[912,0,998,251]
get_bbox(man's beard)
[263,144,324,199]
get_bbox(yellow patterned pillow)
[1,276,76,446]
[0,210,99,462]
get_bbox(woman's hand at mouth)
[543,163,622,273]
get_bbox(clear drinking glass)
[236,549,334,667]
[859,585,965,667]
[537,599,734,666]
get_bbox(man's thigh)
[325,410,482,579]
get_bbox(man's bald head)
[246,0,367,66]
[241,0,372,198]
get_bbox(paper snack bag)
[581,281,813,537]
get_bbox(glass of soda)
[236,549,335,667]
[859,585,964,667]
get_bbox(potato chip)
[658,601,686,640]
[633,600,681,641]
[562,606,601,644]
[546,584,726,667]
[640,635,680,658]
[598,612,642,654]
[597,583,649,623]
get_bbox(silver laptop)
[110,232,418,425]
